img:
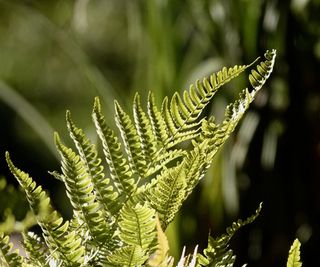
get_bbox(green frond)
[147,161,187,229]
[249,49,276,91]
[133,93,158,165]
[0,232,24,266]
[159,63,252,149]
[115,100,147,180]
[162,97,201,148]
[66,110,117,218]
[107,245,148,267]
[147,92,170,148]
[54,132,110,244]
[5,152,85,266]
[22,232,48,266]
[145,149,186,178]
[3,50,276,267]
[197,203,262,266]
[183,144,208,200]
[118,203,157,251]
[92,97,135,197]
[287,239,302,267]
[147,216,172,267]
[198,50,276,163]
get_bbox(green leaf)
[115,100,147,179]
[107,245,148,267]
[0,231,24,267]
[118,203,157,251]
[5,152,85,266]
[22,232,49,267]
[54,132,110,244]
[197,203,262,266]
[287,239,302,267]
[66,110,118,218]
[92,97,134,200]
[147,161,187,229]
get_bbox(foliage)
[0,177,36,234]
[287,239,302,267]
[0,50,280,266]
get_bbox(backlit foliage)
[0,50,282,266]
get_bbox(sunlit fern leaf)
[133,93,158,166]
[54,133,110,244]
[249,49,276,91]
[160,63,253,149]
[287,239,302,267]
[147,216,173,267]
[92,97,134,199]
[147,92,170,148]
[162,97,201,148]
[183,143,208,200]
[145,149,186,178]
[5,152,85,266]
[197,203,262,266]
[200,50,277,163]
[66,110,118,218]
[107,245,148,267]
[0,232,25,266]
[118,203,157,252]
[147,161,187,229]
[22,232,48,266]
[115,100,147,179]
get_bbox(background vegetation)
[0,0,319,266]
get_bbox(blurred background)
[0,0,319,266]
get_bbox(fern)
[0,50,284,267]
[287,239,302,267]
[197,203,262,266]
[54,133,111,245]
[5,152,85,266]
[0,232,25,266]
[92,97,135,198]
[22,232,48,266]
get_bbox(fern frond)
[145,149,186,178]
[22,232,48,266]
[115,100,147,180]
[0,231,25,266]
[249,49,276,92]
[107,245,148,267]
[133,93,158,165]
[183,144,208,200]
[147,92,170,148]
[66,110,117,218]
[200,50,277,163]
[118,203,157,252]
[147,161,187,229]
[147,216,173,267]
[160,63,253,149]
[197,203,262,266]
[54,133,110,244]
[287,239,302,267]
[92,97,135,197]
[5,152,85,266]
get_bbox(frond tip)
[287,239,302,267]
[197,203,263,266]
